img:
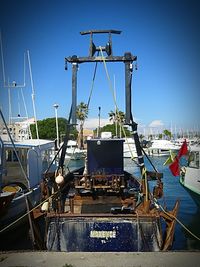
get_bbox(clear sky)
[0,0,199,134]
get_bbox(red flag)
[178,139,188,158]
[169,157,180,176]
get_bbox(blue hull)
[47,217,161,252]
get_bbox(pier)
[0,251,200,267]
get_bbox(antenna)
[0,30,6,86]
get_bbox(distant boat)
[0,137,56,233]
[180,143,200,208]
[123,137,137,158]
[147,139,180,156]
[59,140,86,160]
[100,133,137,159]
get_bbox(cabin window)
[6,150,12,161]
[188,151,199,169]
[5,149,19,162]
[20,148,27,164]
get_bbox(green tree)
[30,117,78,140]
[94,124,131,138]
[76,102,88,149]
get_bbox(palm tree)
[163,129,172,140]
[109,110,117,136]
[139,134,144,141]
[108,110,116,123]
[76,102,88,149]
[108,110,125,137]
[116,111,125,138]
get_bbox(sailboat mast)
[27,50,40,141]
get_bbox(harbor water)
[0,156,200,251]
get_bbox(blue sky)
[0,0,199,133]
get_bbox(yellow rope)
[141,167,148,201]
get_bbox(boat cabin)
[2,139,56,189]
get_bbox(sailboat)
[42,30,179,252]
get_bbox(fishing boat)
[43,30,179,252]
[180,143,200,208]
[0,111,57,234]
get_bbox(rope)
[87,51,99,108]
[142,167,148,201]
[155,199,200,242]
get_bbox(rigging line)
[23,52,26,86]
[27,50,40,142]
[58,105,76,172]
[75,52,99,133]
[142,167,148,202]
[141,146,158,173]
[99,46,118,111]
[21,87,33,139]
[8,86,12,125]
[87,51,99,108]
[17,89,21,116]
[0,30,6,85]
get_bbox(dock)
[0,251,200,267]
